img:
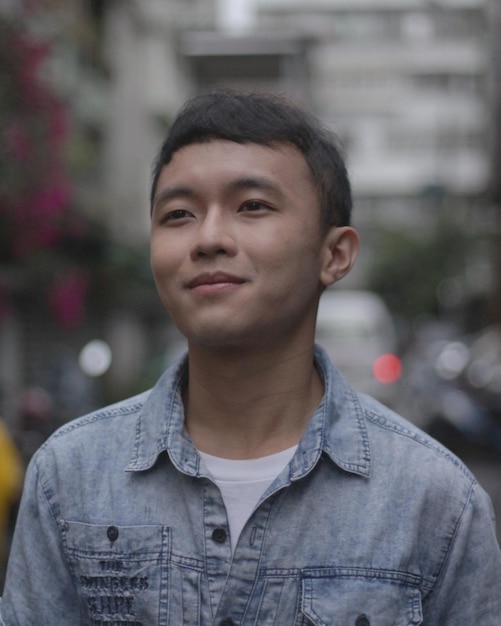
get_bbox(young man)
[1,90,500,625]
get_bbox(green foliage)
[367,220,468,320]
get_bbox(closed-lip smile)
[187,272,245,290]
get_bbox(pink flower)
[6,120,31,160]
[47,270,89,329]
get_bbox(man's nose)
[190,207,238,259]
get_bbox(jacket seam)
[33,456,81,601]
[424,478,476,600]
[40,398,147,448]
[363,409,474,481]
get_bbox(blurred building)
[97,0,494,286]
[3,0,493,261]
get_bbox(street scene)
[1,0,501,597]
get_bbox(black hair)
[150,89,352,228]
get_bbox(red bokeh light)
[373,354,402,384]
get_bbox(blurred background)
[1,0,501,586]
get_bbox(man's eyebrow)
[226,176,283,196]
[153,185,195,209]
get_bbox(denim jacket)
[1,345,501,625]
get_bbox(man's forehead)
[161,138,309,178]
[174,136,291,152]
[160,139,307,180]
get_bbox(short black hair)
[151,89,352,228]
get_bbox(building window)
[387,127,485,153]
[412,73,484,97]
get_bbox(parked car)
[315,290,402,405]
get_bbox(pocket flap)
[302,575,423,626]
[60,520,166,559]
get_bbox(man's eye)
[240,201,268,212]
[165,209,191,221]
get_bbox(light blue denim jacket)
[2,345,501,625]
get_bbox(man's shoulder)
[29,357,187,479]
[58,389,150,433]
[36,390,152,460]
[356,391,476,486]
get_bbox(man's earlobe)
[320,226,360,287]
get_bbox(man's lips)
[187,272,246,289]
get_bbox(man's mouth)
[187,272,246,292]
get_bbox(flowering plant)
[0,15,71,261]
[0,10,88,326]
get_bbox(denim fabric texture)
[1,345,500,625]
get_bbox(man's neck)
[183,342,323,460]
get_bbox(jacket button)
[107,525,119,542]
[356,615,370,626]
[212,528,227,543]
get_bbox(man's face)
[150,139,334,351]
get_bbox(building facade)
[100,0,493,282]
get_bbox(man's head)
[151,89,352,231]
[150,91,359,351]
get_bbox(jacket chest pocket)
[60,521,169,625]
[301,575,423,626]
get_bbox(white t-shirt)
[199,446,298,552]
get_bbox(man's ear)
[319,226,360,287]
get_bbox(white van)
[316,290,401,405]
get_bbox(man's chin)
[185,327,265,353]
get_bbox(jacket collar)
[125,345,371,478]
